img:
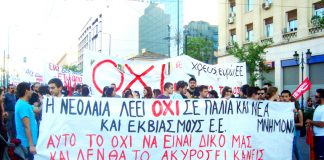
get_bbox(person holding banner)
[281,90,303,160]
[157,82,173,99]
[143,86,153,99]
[198,85,209,99]
[48,78,63,98]
[306,89,324,160]
[221,86,233,99]
[15,82,38,159]
[170,81,188,99]
[187,78,199,98]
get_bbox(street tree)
[185,37,214,63]
[228,42,270,86]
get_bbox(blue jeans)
[314,136,324,160]
[293,130,302,160]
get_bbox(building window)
[229,0,236,13]
[229,29,237,43]
[265,17,273,37]
[287,9,297,32]
[247,0,253,12]
[314,2,324,17]
[246,23,253,42]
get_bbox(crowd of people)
[0,77,323,160]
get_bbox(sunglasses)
[258,93,264,95]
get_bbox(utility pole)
[177,0,180,56]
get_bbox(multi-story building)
[218,0,324,97]
[139,0,183,57]
[78,15,103,68]
[139,3,171,57]
[183,21,218,63]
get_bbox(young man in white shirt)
[48,78,63,98]
[306,88,324,160]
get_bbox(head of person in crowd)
[263,82,272,91]
[143,86,153,99]
[152,89,161,98]
[111,83,118,91]
[38,85,50,96]
[133,91,140,99]
[48,78,63,97]
[208,90,219,98]
[16,82,32,100]
[315,88,324,105]
[74,84,82,94]
[104,87,116,97]
[81,86,90,97]
[239,84,249,98]
[188,77,197,91]
[176,80,188,96]
[281,90,292,102]
[247,86,260,100]
[33,82,40,93]
[123,89,133,98]
[266,86,279,101]
[221,86,233,98]
[307,97,314,108]
[29,90,40,107]
[258,88,267,100]
[61,86,68,97]
[163,82,174,96]
[7,84,15,94]
[102,86,109,97]
[198,85,209,99]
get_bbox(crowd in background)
[0,77,323,160]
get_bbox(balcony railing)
[309,26,324,34]
[260,37,273,44]
[282,31,297,42]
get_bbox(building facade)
[139,0,183,57]
[218,0,324,98]
[78,14,103,68]
[184,21,219,63]
[139,3,171,57]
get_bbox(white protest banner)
[44,63,83,87]
[36,97,294,160]
[83,51,247,96]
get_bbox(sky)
[0,0,219,69]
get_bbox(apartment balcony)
[309,26,324,34]
[260,37,273,44]
[282,31,297,42]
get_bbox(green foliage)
[311,15,324,28]
[228,42,270,86]
[62,64,81,73]
[185,37,214,62]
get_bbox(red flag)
[292,77,312,99]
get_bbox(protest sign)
[36,97,294,160]
[44,63,83,87]
[292,77,312,99]
[83,51,247,97]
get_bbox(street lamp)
[293,49,312,109]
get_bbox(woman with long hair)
[221,86,233,99]
[143,86,153,99]
[265,87,279,101]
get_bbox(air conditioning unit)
[229,12,236,18]
[228,17,234,24]
[262,1,271,10]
